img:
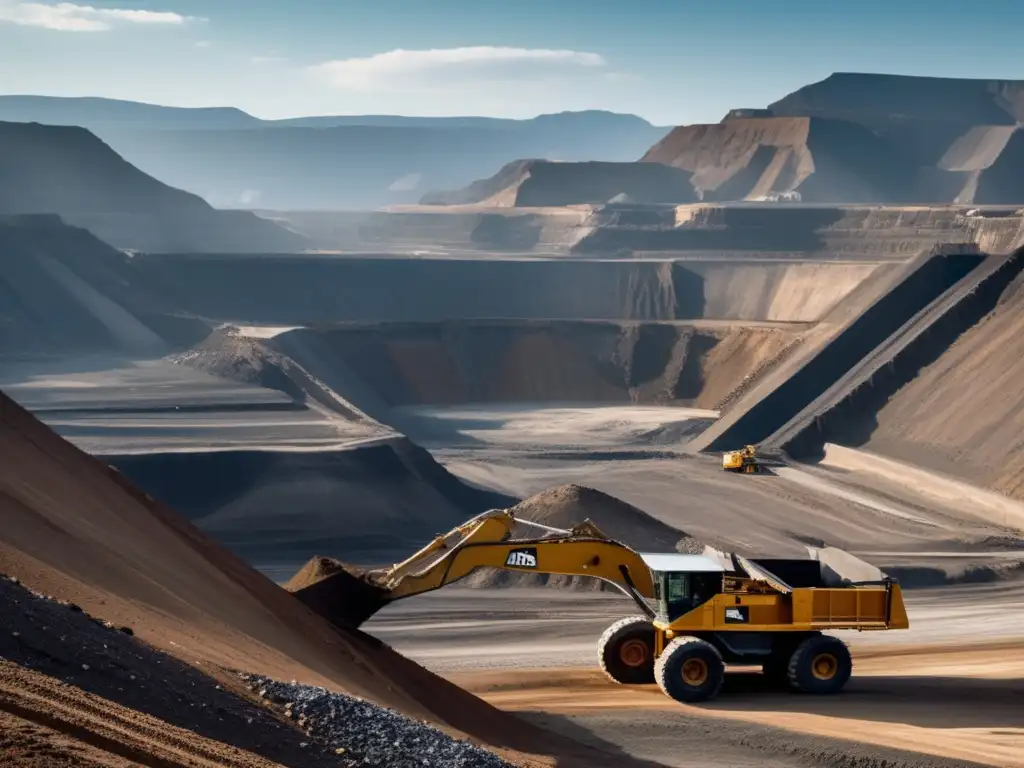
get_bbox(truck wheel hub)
[619,639,649,667]
[812,653,838,680]
[682,658,708,686]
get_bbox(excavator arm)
[374,509,656,616]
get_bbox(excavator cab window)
[655,571,720,621]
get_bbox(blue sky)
[0,0,1022,124]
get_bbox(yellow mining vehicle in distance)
[370,510,909,704]
[723,444,762,473]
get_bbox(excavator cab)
[645,554,724,621]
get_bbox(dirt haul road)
[367,586,1024,768]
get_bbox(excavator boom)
[375,509,655,610]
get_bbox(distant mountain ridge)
[425,72,1024,208]
[7,74,1024,211]
[0,96,671,210]
[0,95,666,132]
[0,95,259,130]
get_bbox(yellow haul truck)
[371,510,909,704]
[722,445,762,473]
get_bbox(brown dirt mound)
[0,390,645,767]
[285,556,388,628]
[284,555,356,591]
[511,484,690,549]
[464,484,698,591]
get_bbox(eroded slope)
[847,268,1024,498]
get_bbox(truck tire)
[655,636,725,703]
[597,616,655,684]
[787,634,852,694]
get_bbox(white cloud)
[194,39,211,48]
[309,46,607,91]
[0,1,201,32]
[251,55,287,64]
[387,173,422,192]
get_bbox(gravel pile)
[241,674,515,768]
[0,574,346,767]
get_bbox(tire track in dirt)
[0,661,285,768]
[0,709,142,768]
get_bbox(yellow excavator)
[369,509,909,704]
[722,444,762,473]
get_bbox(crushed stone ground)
[241,675,515,768]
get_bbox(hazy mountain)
[762,72,1024,201]
[0,96,670,210]
[267,110,660,132]
[0,120,305,252]
[768,72,1024,127]
[0,95,259,131]
[423,73,1024,208]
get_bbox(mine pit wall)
[577,204,959,256]
[691,246,988,453]
[131,255,680,322]
[575,204,1024,260]
[966,213,1024,254]
[258,208,591,252]
[259,204,1024,259]
[772,248,1024,459]
[268,321,803,414]
[128,255,873,325]
[780,248,1024,502]
[681,261,880,322]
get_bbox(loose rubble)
[241,674,514,768]
[0,574,346,767]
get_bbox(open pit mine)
[3,71,1024,768]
